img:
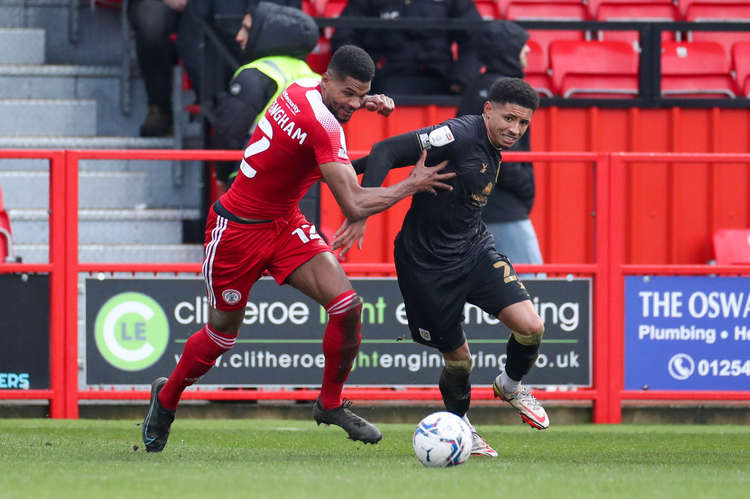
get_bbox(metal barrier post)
[48,151,68,418]
[592,153,613,423]
[63,150,80,418]
[0,150,64,415]
[608,153,627,423]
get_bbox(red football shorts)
[202,206,330,310]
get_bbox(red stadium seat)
[307,37,333,74]
[314,0,348,57]
[0,186,14,263]
[475,0,500,19]
[592,1,679,50]
[587,0,677,19]
[322,0,348,17]
[549,40,640,98]
[688,31,750,63]
[713,229,750,265]
[733,41,750,96]
[527,29,587,65]
[683,1,750,21]
[590,0,679,19]
[301,0,319,16]
[661,41,737,98]
[524,39,553,97]
[506,1,588,20]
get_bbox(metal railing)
[1,149,749,422]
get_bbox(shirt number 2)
[239,116,274,178]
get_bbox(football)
[412,411,473,467]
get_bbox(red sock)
[319,290,362,410]
[158,325,236,410]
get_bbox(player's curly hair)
[489,77,539,111]
[328,45,376,83]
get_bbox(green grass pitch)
[1,419,748,498]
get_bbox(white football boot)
[462,415,498,457]
[493,376,550,430]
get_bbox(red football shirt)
[220,79,351,219]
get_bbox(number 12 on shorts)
[292,224,321,244]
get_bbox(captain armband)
[418,125,455,151]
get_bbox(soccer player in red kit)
[142,45,456,452]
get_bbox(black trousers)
[127,0,181,110]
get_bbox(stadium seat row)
[525,40,750,98]
[303,0,750,98]
[302,0,750,22]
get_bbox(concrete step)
[0,154,203,212]
[8,208,201,244]
[0,64,119,99]
[0,136,175,149]
[0,99,96,136]
[0,29,44,64]
[13,243,204,264]
[0,170,150,209]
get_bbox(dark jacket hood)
[474,20,529,78]
[243,2,318,61]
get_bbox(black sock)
[439,367,471,417]
[505,334,540,381]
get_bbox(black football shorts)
[395,248,530,353]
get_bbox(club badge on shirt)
[418,328,432,341]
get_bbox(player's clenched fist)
[363,94,395,116]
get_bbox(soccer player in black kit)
[334,78,548,457]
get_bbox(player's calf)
[319,291,362,409]
[439,358,473,416]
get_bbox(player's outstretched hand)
[410,149,455,195]
[331,218,367,256]
[363,94,395,117]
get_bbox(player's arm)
[320,149,453,223]
[336,124,457,253]
[354,125,455,188]
[351,131,424,188]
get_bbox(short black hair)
[489,77,539,112]
[328,45,375,83]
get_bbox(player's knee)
[339,295,363,332]
[444,357,473,376]
[512,318,545,346]
[207,308,244,336]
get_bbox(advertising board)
[85,277,591,387]
[625,275,750,390]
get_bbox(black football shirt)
[395,114,502,272]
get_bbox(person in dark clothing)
[335,77,548,459]
[127,0,184,137]
[176,0,303,101]
[209,2,319,189]
[457,21,542,271]
[330,0,483,95]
